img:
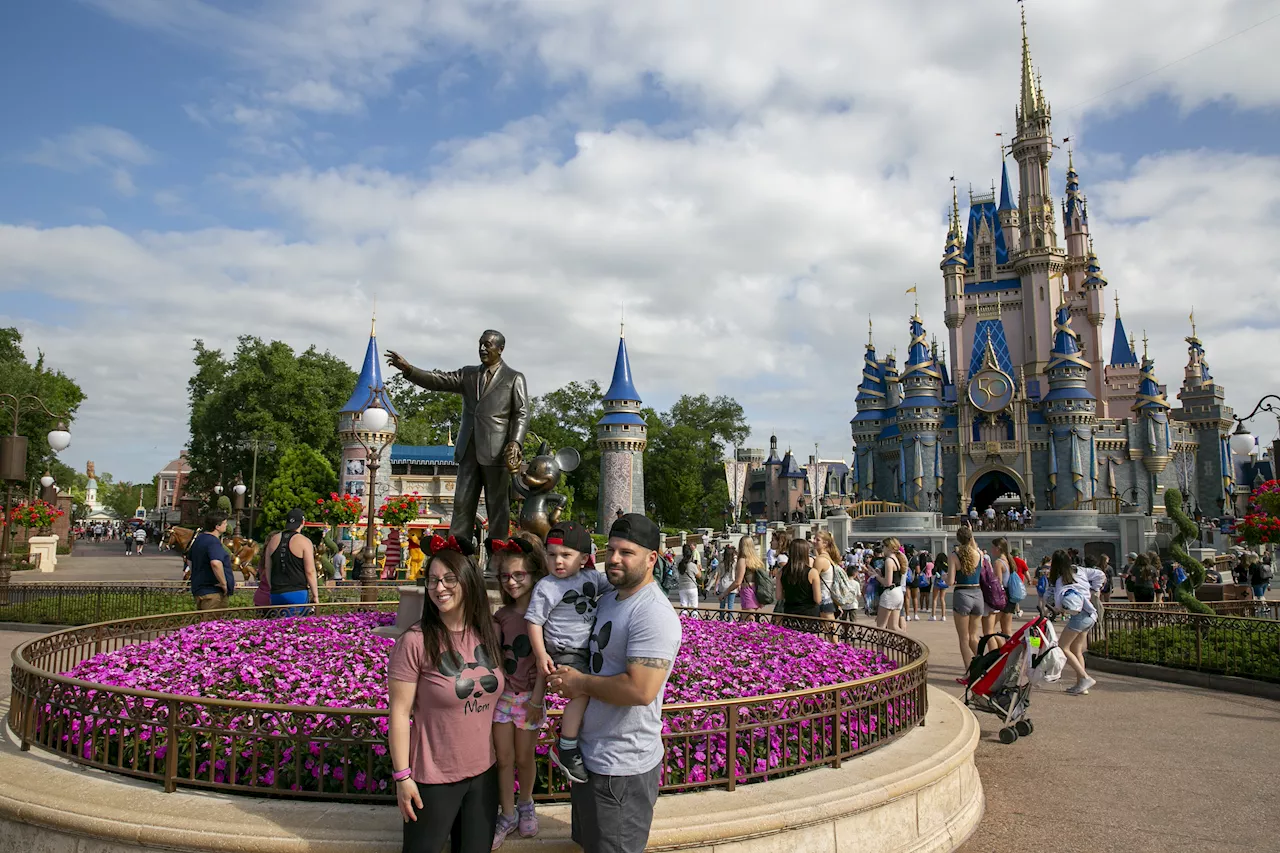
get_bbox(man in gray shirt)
[548,513,682,853]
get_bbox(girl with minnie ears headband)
[487,533,550,847]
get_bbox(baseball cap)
[1127,552,1138,560]
[286,508,306,530]
[545,520,592,555]
[608,513,662,553]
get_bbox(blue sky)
[2,0,1279,482]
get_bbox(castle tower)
[84,461,99,511]
[1103,293,1141,418]
[338,319,399,515]
[1135,339,1173,509]
[596,331,647,532]
[1062,149,1091,290]
[851,331,888,501]
[1174,316,1235,515]
[1011,5,1067,380]
[941,186,969,374]
[898,312,945,510]
[764,434,783,519]
[1080,243,1108,401]
[1043,305,1096,509]
[997,159,1021,256]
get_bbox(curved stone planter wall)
[0,686,980,853]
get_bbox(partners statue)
[387,330,530,544]
[513,440,581,539]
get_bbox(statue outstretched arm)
[401,363,466,394]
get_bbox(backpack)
[979,554,1008,611]
[826,567,858,611]
[1260,563,1275,582]
[753,566,776,605]
[1006,570,1026,603]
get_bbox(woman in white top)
[675,544,701,608]
[873,537,908,632]
[1048,549,1106,695]
[812,531,841,620]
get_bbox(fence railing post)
[164,699,179,793]
[1194,618,1203,670]
[726,701,737,792]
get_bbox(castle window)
[1039,287,1044,301]
[979,244,992,258]
[980,264,992,280]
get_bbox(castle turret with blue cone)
[898,311,945,509]
[338,318,399,513]
[1043,305,1096,509]
[1134,338,1173,508]
[851,325,888,501]
[596,328,647,532]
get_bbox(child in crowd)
[490,532,549,848]
[525,521,611,784]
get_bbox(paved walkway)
[16,539,192,583]
[2,579,1277,852]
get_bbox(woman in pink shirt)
[389,540,505,853]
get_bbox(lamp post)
[235,436,278,541]
[354,402,394,601]
[0,393,72,587]
[232,478,247,537]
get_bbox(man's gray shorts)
[552,647,590,674]
[570,764,660,853]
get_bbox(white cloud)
[24,125,155,198]
[8,0,1280,479]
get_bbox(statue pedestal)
[28,535,58,572]
[373,586,424,639]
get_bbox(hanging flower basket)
[378,493,421,528]
[316,493,363,527]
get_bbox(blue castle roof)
[999,161,1015,211]
[963,200,1009,268]
[968,319,1015,380]
[1135,356,1169,411]
[602,335,641,402]
[1051,305,1082,359]
[856,344,887,406]
[341,332,399,416]
[904,316,933,374]
[1110,313,1137,367]
[389,444,454,464]
[779,450,806,479]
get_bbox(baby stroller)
[964,615,1063,744]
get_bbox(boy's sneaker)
[1065,676,1096,696]
[492,812,518,850]
[517,800,539,838]
[550,743,588,784]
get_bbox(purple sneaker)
[492,812,518,850]
[517,800,539,838]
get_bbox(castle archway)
[969,468,1024,513]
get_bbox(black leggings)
[403,763,499,853]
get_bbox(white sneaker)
[1065,676,1096,696]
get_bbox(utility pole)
[236,436,277,540]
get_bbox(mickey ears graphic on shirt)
[589,621,613,674]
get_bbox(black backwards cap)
[608,513,662,553]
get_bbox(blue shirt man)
[189,513,234,610]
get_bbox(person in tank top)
[261,508,318,615]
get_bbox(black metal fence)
[1088,605,1280,683]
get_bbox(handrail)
[9,603,928,802]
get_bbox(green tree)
[185,337,356,496]
[0,328,86,481]
[100,480,155,520]
[644,394,748,529]
[261,445,338,534]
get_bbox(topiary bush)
[1164,488,1214,615]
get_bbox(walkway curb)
[1085,654,1280,701]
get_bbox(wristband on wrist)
[393,768,413,782]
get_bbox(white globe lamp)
[1229,423,1256,458]
[362,404,390,433]
[233,482,247,497]
[47,423,71,452]
[40,474,54,488]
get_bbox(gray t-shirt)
[524,569,612,653]
[580,581,683,776]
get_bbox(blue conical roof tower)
[1109,295,1138,368]
[341,320,399,416]
[596,328,647,531]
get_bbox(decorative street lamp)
[232,478,247,536]
[352,398,395,601]
[1229,395,1280,463]
[0,393,72,586]
[214,482,224,496]
[236,435,278,541]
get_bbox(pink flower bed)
[50,613,912,796]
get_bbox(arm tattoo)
[628,656,673,671]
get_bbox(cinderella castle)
[850,8,1238,538]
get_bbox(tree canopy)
[0,328,85,489]
[645,394,749,530]
[260,444,338,534]
[385,375,463,446]
[186,337,356,499]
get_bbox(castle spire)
[1019,3,1040,120]
[602,333,641,403]
[1109,293,1137,367]
[340,322,398,416]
